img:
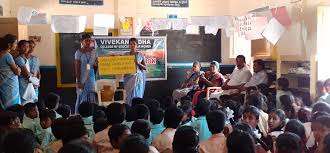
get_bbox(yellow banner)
[98,55,136,75]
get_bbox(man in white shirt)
[243,59,268,88]
[221,55,252,95]
[209,55,252,99]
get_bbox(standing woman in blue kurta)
[0,35,21,109]
[27,40,41,96]
[15,40,32,104]
[124,38,147,106]
[74,33,97,113]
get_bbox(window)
[317,6,330,80]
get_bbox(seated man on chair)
[210,55,252,99]
[242,59,268,89]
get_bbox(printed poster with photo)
[94,36,167,81]
[119,17,133,36]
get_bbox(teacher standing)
[74,33,97,113]
[0,35,21,109]
[124,38,146,106]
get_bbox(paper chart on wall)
[271,6,291,27]
[248,6,272,20]
[94,14,115,28]
[51,15,86,33]
[17,7,38,24]
[191,16,230,28]
[234,14,253,37]
[262,18,286,45]
[171,18,188,30]
[93,26,108,35]
[185,25,199,34]
[205,26,219,35]
[29,13,48,24]
[245,17,268,40]
[151,18,172,31]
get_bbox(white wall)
[9,0,116,66]
[5,0,328,66]
[0,0,10,16]
[10,0,117,28]
[7,0,231,66]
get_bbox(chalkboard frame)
[55,29,118,88]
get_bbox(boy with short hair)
[120,134,150,153]
[22,103,41,136]
[108,124,131,153]
[45,92,62,118]
[43,118,67,153]
[78,102,95,138]
[39,109,56,147]
[92,102,126,153]
[152,106,183,153]
[242,106,262,138]
[56,104,71,119]
[149,108,165,143]
[198,110,228,153]
[131,119,154,145]
[192,99,212,142]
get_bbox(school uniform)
[43,140,63,153]
[263,131,283,153]
[40,127,56,147]
[109,149,120,153]
[304,122,315,149]
[55,111,62,119]
[258,110,269,137]
[192,116,212,142]
[180,116,197,127]
[149,145,160,153]
[150,123,165,143]
[92,125,113,153]
[22,115,42,137]
[152,128,176,153]
[198,133,228,153]
[123,120,134,128]
[83,116,95,138]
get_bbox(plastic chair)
[206,87,223,100]
[95,79,126,106]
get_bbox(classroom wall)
[9,0,117,66]
[0,0,10,16]
[4,0,329,65]
[7,0,230,66]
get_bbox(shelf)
[293,88,310,93]
[282,73,310,78]
[281,61,310,64]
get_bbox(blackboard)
[57,27,221,87]
[141,27,221,63]
[56,31,113,87]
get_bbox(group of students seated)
[2,53,330,153]
[1,82,330,153]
